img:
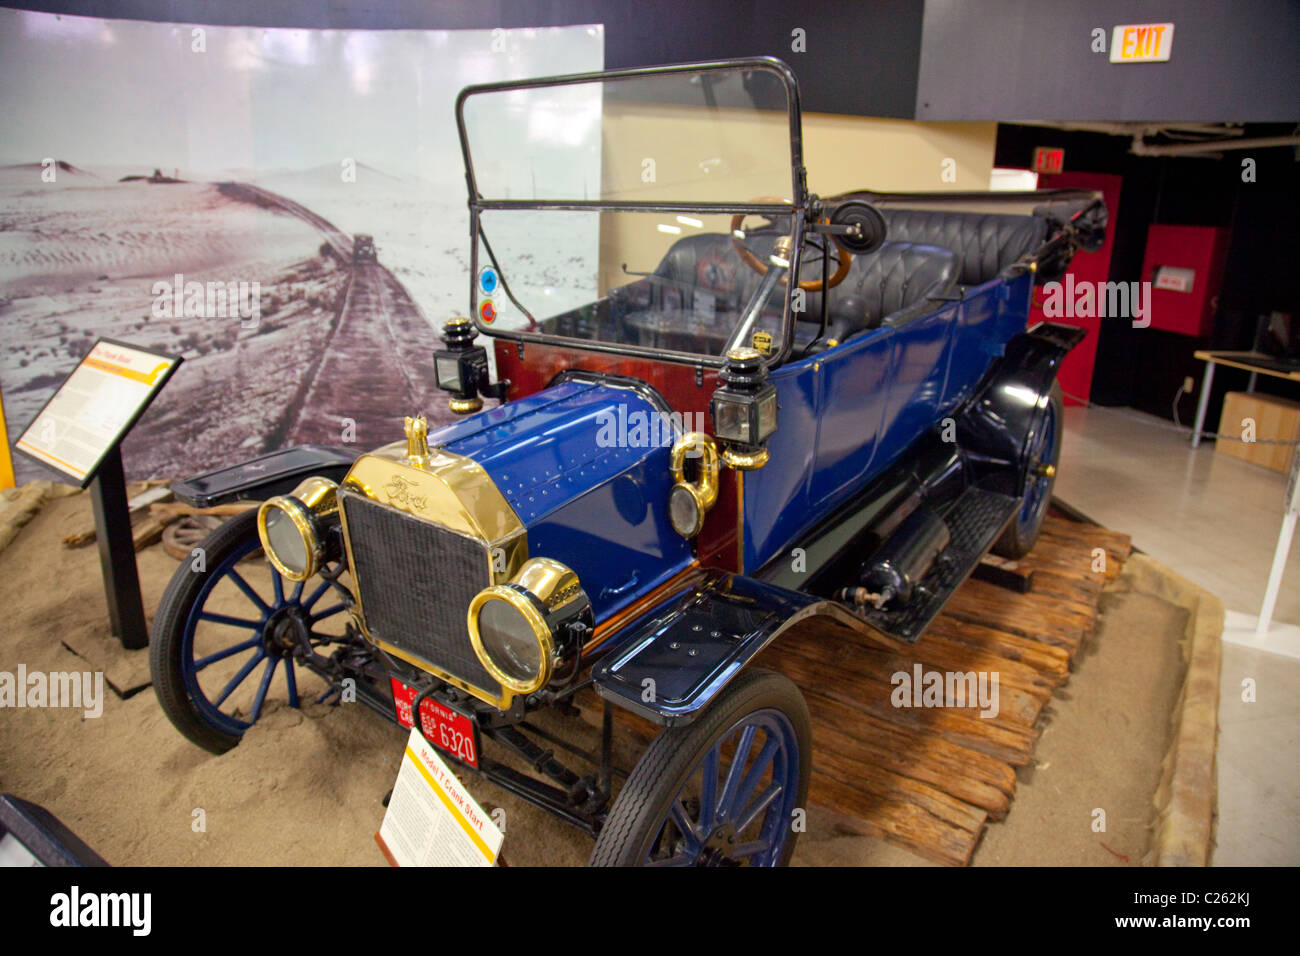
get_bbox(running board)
[852,487,1020,643]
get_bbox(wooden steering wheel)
[731,197,852,293]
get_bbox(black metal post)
[89,446,148,649]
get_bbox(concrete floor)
[1056,404,1300,866]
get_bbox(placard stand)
[89,446,149,649]
[13,339,181,650]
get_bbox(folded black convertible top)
[831,187,1105,226]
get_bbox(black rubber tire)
[149,509,262,755]
[589,667,812,867]
[992,380,1064,559]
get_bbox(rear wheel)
[149,510,350,754]
[993,380,1063,559]
[590,668,811,867]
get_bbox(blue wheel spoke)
[194,637,261,671]
[645,852,695,867]
[735,780,783,834]
[226,568,271,614]
[309,602,347,623]
[213,648,266,707]
[291,580,304,602]
[272,571,284,604]
[717,725,757,820]
[734,738,779,817]
[249,658,278,722]
[731,838,773,860]
[301,580,331,611]
[699,748,720,831]
[669,799,703,848]
[197,611,263,630]
[284,657,299,708]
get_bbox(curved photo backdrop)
[0,10,602,483]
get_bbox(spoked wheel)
[149,509,351,754]
[994,380,1064,559]
[590,668,811,867]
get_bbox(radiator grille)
[340,490,500,695]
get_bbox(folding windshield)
[456,59,806,364]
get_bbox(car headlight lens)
[713,397,751,443]
[256,477,338,582]
[435,354,463,392]
[262,502,312,577]
[468,558,591,695]
[474,594,549,686]
[669,482,704,538]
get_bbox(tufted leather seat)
[879,209,1046,286]
[649,233,958,354]
[797,241,957,353]
[651,232,771,314]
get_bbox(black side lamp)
[435,317,509,414]
[710,347,778,470]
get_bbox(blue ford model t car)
[149,58,1105,866]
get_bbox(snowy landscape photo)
[0,10,602,483]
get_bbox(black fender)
[955,321,1083,493]
[170,444,357,508]
[591,570,868,726]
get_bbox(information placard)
[14,339,180,486]
[376,727,503,867]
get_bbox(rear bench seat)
[799,241,957,353]
[878,209,1047,287]
[651,233,958,356]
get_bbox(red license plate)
[390,679,479,768]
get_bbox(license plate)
[390,679,480,768]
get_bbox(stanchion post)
[1256,447,1300,639]
[89,445,148,649]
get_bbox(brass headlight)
[668,432,719,538]
[467,558,590,695]
[711,347,778,470]
[256,476,339,581]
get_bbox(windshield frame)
[454,57,809,369]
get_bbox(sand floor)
[0,487,1187,866]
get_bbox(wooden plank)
[1036,516,1131,578]
[760,644,1039,766]
[941,577,1094,652]
[803,690,1014,817]
[808,773,980,867]
[825,619,1062,701]
[770,632,1048,725]
[922,617,1072,682]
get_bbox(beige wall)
[801,112,996,195]
[595,106,997,294]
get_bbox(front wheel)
[993,380,1064,559]
[149,509,351,754]
[590,668,811,867]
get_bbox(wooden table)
[1191,350,1300,448]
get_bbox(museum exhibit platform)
[0,483,1218,866]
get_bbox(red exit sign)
[1110,23,1174,63]
[1033,147,1065,175]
